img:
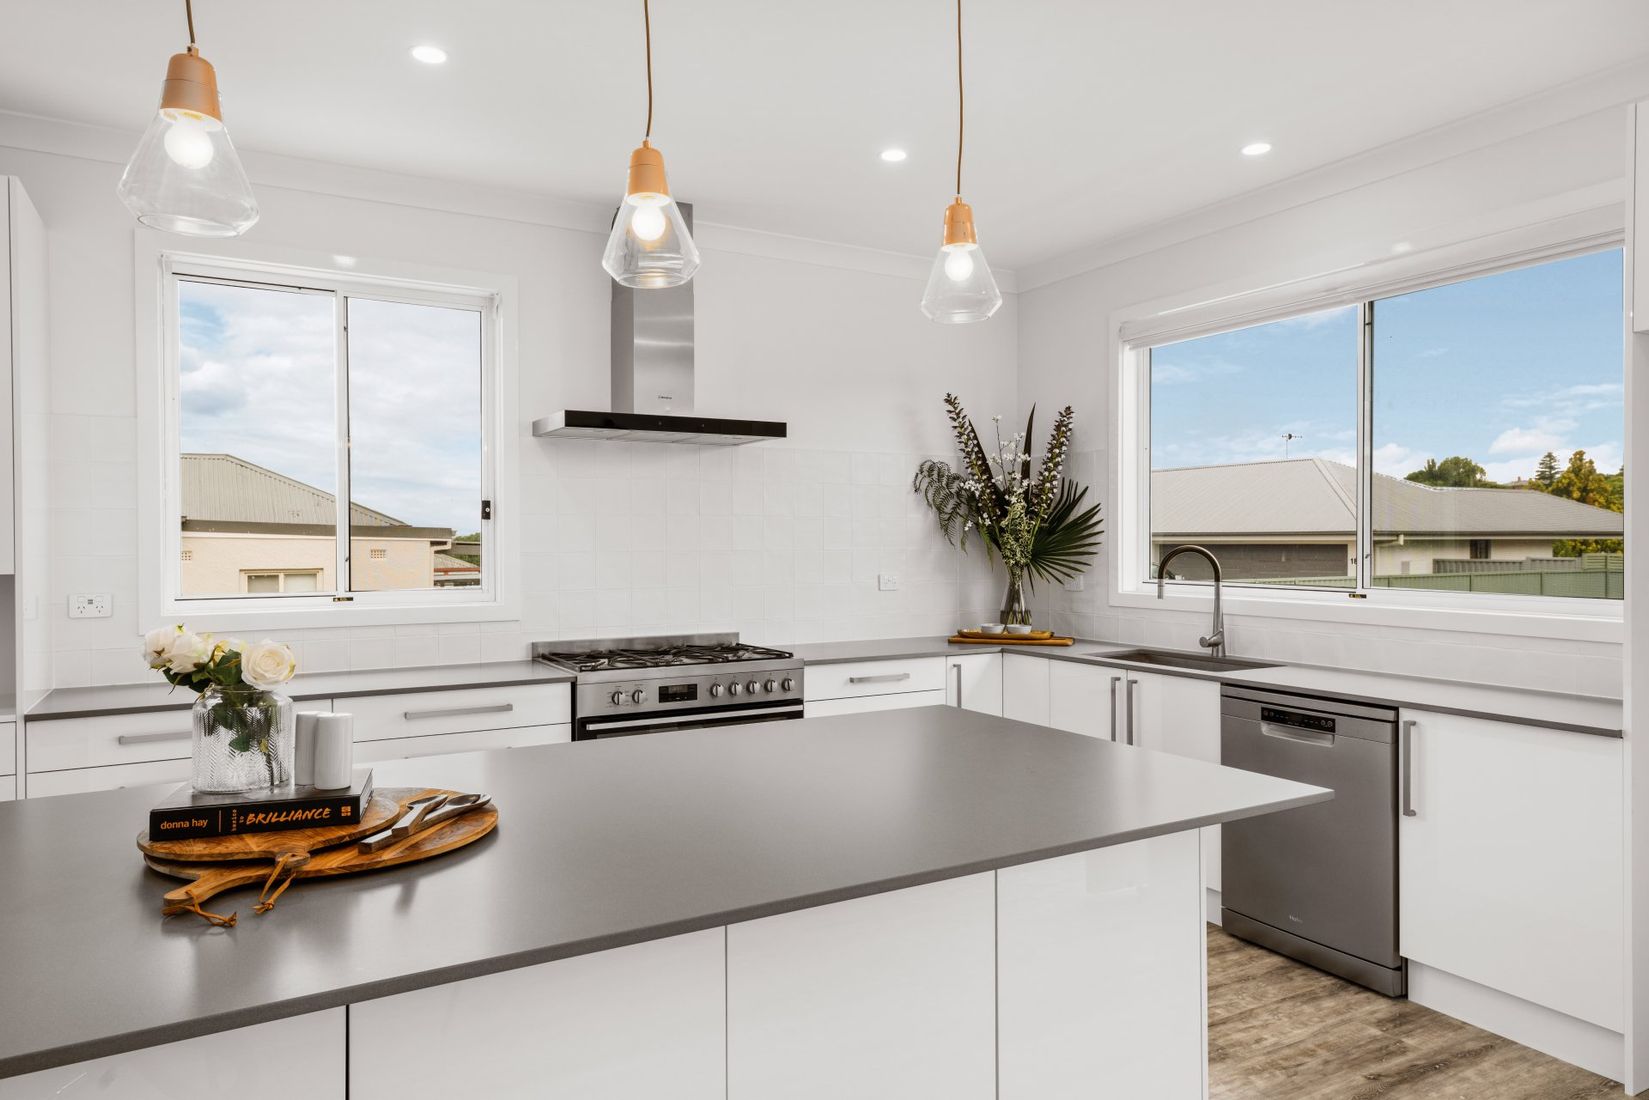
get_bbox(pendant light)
[116,0,258,237]
[921,0,1002,324]
[602,0,700,288]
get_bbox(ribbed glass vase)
[1001,571,1033,627]
[191,686,295,793]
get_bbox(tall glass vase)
[1001,569,1033,627]
[191,685,295,793]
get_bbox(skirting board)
[1408,961,1624,1083]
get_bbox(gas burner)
[533,634,795,675]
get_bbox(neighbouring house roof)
[180,453,455,540]
[1151,458,1624,539]
[433,552,479,574]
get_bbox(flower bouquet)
[912,394,1104,625]
[145,626,299,793]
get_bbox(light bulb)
[162,113,216,168]
[943,245,975,282]
[630,201,668,242]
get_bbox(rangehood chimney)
[533,203,787,446]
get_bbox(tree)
[1405,456,1490,488]
[1533,451,1560,489]
[1535,450,1623,556]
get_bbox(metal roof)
[1151,458,1623,538]
[180,453,449,535]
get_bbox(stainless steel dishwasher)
[1220,685,1405,996]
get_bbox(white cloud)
[1150,358,1242,386]
[1370,443,1419,477]
[1482,456,1542,484]
[1488,419,1575,455]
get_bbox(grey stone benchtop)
[0,707,1326,1079]
[26,661,575,721]
[786,636,1623,738]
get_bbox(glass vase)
[1001,570,1033,627]
[191,685,295,793]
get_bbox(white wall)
[0,121,1014,687]
[1017,105,1631,697]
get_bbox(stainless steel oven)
[575,700,804,740]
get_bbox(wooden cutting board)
[137,788,410,864]
[146,789,498,925]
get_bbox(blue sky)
[178,281,482,533]
[1150,248,1624,485]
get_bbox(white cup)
[312,712,354,790]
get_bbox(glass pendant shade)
[921,199,1002,324]
[601,143,700,288]
[117,50,259,238]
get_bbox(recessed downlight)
[880,148,908,163]
[410,45,449,65]
[1241,141,1272,157]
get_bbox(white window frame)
[137,235,520,631]
[1112,210,1625,644]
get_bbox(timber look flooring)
[1207,926,1620,1099]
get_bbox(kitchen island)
[0,706,1327,1099]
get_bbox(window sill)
[1112,584,1622,645]
[150,596,519,634]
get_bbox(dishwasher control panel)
[1260,706,1336,733]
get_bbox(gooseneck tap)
[1155,544,1225,657]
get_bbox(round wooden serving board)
[137,789,409,864]
[145,790,498,920]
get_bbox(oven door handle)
[581,704,804,733]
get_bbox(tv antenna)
[1281,432,1302,458]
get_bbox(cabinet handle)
[1126,679,1137,746]
[402,703,514,721]
[116,730,191,746]
[1108,676,1122,741]
[847,673,910,684]
[1401,719,1417,817]
[950,663,963,709]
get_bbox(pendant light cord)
[643,0,654,142]
[954,0,964,199]
[185,0,196,47]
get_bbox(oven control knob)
[709,683,723,698]
[728,682,742,696]
[745,680,760,695]
[609,691,625,707]
[763,679,777,694]
[781,677,795,692]
[631,689,646,705]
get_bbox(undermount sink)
[1086,648,1281,674]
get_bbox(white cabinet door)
[25,757,193,798]
[0,1009,344,1099]
[728,873,996,1099]
[0,776,13,801]
[998,831,1205,1100]
[802,690,946,718]
[1001,652,1050,726]
[351,930,725,1099]
[350,723,571,765]
[803,658,947,702]
[345,684,570,742]
[945,652,1002,715]
[1130,671,1224,892]
[1399,709,1624,1031]
[1047,660,1117,740]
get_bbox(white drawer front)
[803,659,946,702]
[352,723,571,764]
[26,709,198,772]
[27,757,192,798]
[803,690,947,718]
[343,685,572,743]
[0,721,14,776]
[0,775,14,801]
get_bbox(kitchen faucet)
[1155,545,1226,657]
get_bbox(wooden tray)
[949,633,1074,646]
[137,788,409,864]
[954,628,1055,640]
[146,787,498,926]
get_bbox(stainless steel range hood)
[533,203,787,446]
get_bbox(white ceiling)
[5,1,1649,269]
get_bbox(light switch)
[877,574,900,592]
[69,594,112,619]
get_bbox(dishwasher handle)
[1260,721,1334,747]
[1401,719,1417,817]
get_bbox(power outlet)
[69,594,112,619]
[1063,576,1085,592]
[877,574,901,592]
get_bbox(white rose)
[240,640,297,690]
[143,625,179,669]
[163,631,213,674]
